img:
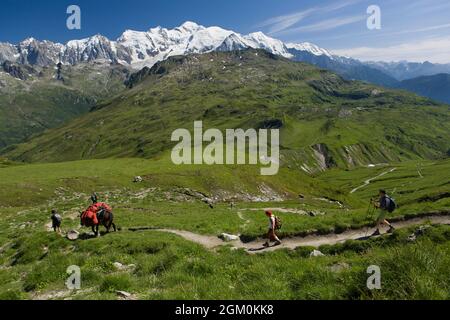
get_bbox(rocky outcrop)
[0,43,17,64]
[2,61,28,80]
[16,38,63,66]
[312,143,336,170]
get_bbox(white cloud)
[257,0,361,35]
[277,15,365,35]
[331,36,450,63]
[388,23,450,36]
[405,0,450,13]
[258,8,317,34]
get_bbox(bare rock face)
[312,143,336,170]
[0,43,18,64]
[2,61,28,80]
[16,38,64,66]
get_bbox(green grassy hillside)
[0,157,449,300]
[0,62,129,148]
[1,50,449,301]
[3,50,449,172]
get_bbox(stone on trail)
[67,230,80,241]
[116,290,137,300]
[219,233,240,242]
[133,176,143,183]
[116,290,131,298]
[310,250,325,257]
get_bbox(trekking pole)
[364,198,376,237]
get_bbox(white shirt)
[268,216,276,230]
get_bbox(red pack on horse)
[80,194,117,236]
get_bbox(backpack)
[274,216,282,230]
[386,196,397,213]
[52,213,62,223]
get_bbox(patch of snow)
[286,42,333,58]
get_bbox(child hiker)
[50,209,62,234]
[263,210,282,247]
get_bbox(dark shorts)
[267,229,277,241]
[52,220,61,228]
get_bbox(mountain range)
[1,21,450,88]
[397,73,450,104]
[1,21,449,154]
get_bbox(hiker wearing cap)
[372,189,396,236]
[50,209,62,234]
[263,210,282,247]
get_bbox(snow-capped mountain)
[1,21,449,87]
[0,21,305,70]
[286,42,332,58]
[243,32,291,57]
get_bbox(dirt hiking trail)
[351,168,397,193]
[129,214,450,254]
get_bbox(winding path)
[129,214,450,254]
[350,168,397,194]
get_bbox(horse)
[80,207,117,237]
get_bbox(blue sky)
[1,0,449,63]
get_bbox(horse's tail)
[108,211,114,224]
[104,210,117,232]
[110,211,117,232]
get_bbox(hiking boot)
[274,240,282,246]
[371,229,381,236]
[387,226,396,234]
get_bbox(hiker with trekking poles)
[369,189,397,236]
[263,210,282,247]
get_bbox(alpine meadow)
[0,10,449,304]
